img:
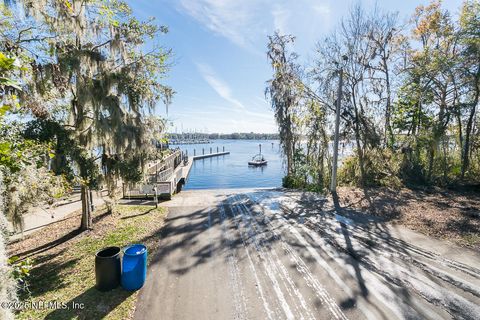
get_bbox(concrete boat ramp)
[133,188,480,320]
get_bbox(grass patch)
[462,233,480,247]
[12,204,166,320]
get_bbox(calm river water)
[177,139,284,189]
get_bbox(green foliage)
[392,81,434,132]
[282,149,326,192]
[0,121,52,174]
[282,174,324,192]
[338,149,402,188]
[101,154,143,184]
[0,51,22,112]
[116,158,143,183]
[0,52,16,72]
[337,144,472,188]
[39,0,170,187]
[76,156,101,189]
[0,0,172,314]
[282,174,305,189]
[398,152,428,186]
[23,119,70,174]
[8,256,33,294]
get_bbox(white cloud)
[196,62,274,122]
[272,5,290,33]
[177,0,332,53]
[312,3,331,16]
[178,0,264,51]
[196,63,246,110]
[311,3,332,31]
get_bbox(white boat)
[248,144,267,166]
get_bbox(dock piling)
[192,150,230,160]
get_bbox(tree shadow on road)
[328,190,424,316]
[139,188,473,318]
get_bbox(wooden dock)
[179,157,194,183]
[123,149,229,200]
[193,151,230,160]
[123,150,187,200]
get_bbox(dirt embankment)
[333,186,480,249]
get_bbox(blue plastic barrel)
[121,244,147,291]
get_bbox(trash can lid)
[124,244,147,256]
[96,246,121,258]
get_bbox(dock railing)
[147,167,173,184]
[123,147,227,199]
[124,149,183,199]
[146,150,182,174]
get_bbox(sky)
[126,0,463,134]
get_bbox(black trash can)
[95,246,121,291]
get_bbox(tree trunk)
[383,57,394,148]
[80,185,92,230]
[351,87,366,185]
[457,111,463,160]
[428,95,448,182]
[427,144,435,182]
[286,114,294,175]
[461,82,479,178]
[286,137,293,175]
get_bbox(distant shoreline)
[168,133,279,140]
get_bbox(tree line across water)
[168,132,279,140]
[266,1,480,191]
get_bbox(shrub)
[282,174,305,189]
[8,256,33,295]
[338,149,402,187]
[282,174,324,192]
